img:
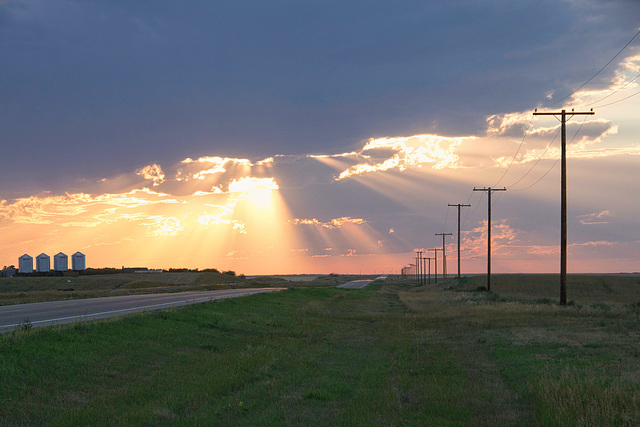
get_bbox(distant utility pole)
[449,203,471,279]
[414,250,424,284]
[424,257,432,284]
[533,109,594,306]
[435,233,453,282]
[473,187,506,291]
[429,248,442,283]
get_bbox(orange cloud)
[289,217,366,229]
[326,134,472,180]
[136,164,165,186]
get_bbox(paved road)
[0,288,286,333]
[337,276,387,289]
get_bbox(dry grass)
[533,367,640,426]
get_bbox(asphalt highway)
[0,288,286,333]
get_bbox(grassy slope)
[3,278,640,425]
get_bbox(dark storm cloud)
[1,0,639,192]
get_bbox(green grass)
[3,277,640,424]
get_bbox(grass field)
[2,275,640,424]
[456,273,640,304]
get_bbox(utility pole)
[473,187,506,291]
[449,203,471,279]
[435,233,453,282]
[424,257,432,284]
[414,250,424,284]
[429,248,442,283]
[533,109,594,305]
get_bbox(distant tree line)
[2,266,243,278]
[84,267,240,277]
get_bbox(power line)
[463,191,483,229]
[511,115,590,192]
[592,89,640,109]
[511,159,559,192]
[492,189,505,207]
[507,128,561,189]
[493,114,535,187]
[543,28,640,108]
[586,70,640,107]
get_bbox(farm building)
[2,267,15,278]
[18,254,33,273]
[72,251,86,271]
[36,253,51,272]
[54,252,68,271]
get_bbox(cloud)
[462,220,517,258]
[136,164,165,186]
[486,111,535,138]
[578,210,611,225]
[289,217,366,229]
[141,215,183,236]
[177,156,253,181]
[316,134,473,180]
[0,188,177,226]
[228,177,279,193]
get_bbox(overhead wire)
[542,28,640,108]
[510,115,589,192]
[404,27,640,271]
[506,127,561,189]
[492,189,505,207]
[463,191,483,229]
[493,114,535,187]
[503,28,640,193]
[592,88,640,109]
[585,70,640,107]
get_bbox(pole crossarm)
[533,109,594,306]
[448,203,471,279]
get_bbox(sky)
[1,0,640,275]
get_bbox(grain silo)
[72,251,86,271]
[36,253,51,272]
[54,252,68,271]
[18,254,33,273]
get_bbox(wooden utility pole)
[414,250,424,284]
[435,233,453,281]
[429,248,442,283]
[424,257,432,284]
[449,203,471,279]
[473,187,506,291]
[533,109,594,305]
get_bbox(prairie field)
[2,275,640,425]
[0,272,357,306]
[457,273,640,304]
